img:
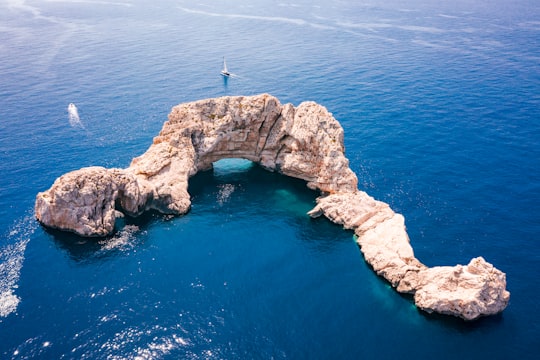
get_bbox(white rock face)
[308,192,426,288]
[35,167,151,237]
[35,94,509,320]
[413,257,510,320]
[308,192,509,320]
[36,94,358,236]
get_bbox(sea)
[1,0,539,359]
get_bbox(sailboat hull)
[221,57,230,76]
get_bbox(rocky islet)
[35,94,510,320]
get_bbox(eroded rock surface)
[413,257,510,320]
[35,94,509,320]
[308,191,509,320]
[35,167,152,237]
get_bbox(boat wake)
[68,103,85,129]
[0,214,36,319]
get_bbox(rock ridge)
[35,93,509,320]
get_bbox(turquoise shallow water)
[1,0,539,358]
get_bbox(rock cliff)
[35,94,509,320]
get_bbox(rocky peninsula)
[35,94,509,320]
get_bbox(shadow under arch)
[48,158,353,263]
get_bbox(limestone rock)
[413,257,510,320]
[307,191,509,320]
[34,94,510,320]
[35,166,152,237]
[36,94,357,236]
[308,192,426,288]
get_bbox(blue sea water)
[1,0,539,358]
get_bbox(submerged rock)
[35,94,509,320]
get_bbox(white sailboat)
[220,56,231,77]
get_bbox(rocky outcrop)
[307,192,510,320]
[412,257,510,320]
[34,167,151,237]
[308,192,426,288]
[35,94,509,320]
[36,94,357,236]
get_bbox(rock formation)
[35,94,509,320]
[307,192,510,320]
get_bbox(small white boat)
[220,56,231,77]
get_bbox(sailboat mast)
[221,56,230,77]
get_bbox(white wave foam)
[100,325,190,360]
[336,20,445,34]
[438,13,460,19]
[217,184,235,205]
[178,6,335,30]
[6,0,131,16]
[98,225,140,252]
[177,6,398,42]
[44,0,133,7]
[0,215,35,318]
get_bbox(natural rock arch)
[36,94,357,236]
[35,94,509,320]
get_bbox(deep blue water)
[1,0,539,358]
